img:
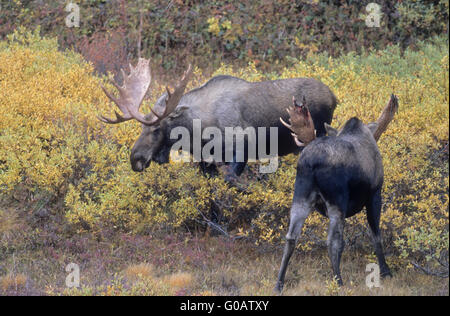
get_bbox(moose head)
[281,94,399,146]
[98,59,193,171]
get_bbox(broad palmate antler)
[280,96,316,147]
[98,59,192,126]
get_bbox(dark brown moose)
[275,95,399,293]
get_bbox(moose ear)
[324,123,338,137]
[366,122,379,135]
[168,106,189,119]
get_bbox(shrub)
[0,29,448,276]
[0,1,448,72]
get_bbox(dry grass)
[280,252,448,296]
[187,246,448,296]
[0,273,27,292]
[124,263,154,282]
[0,217,447,296]
[0,209,18,235]
[166,272,194,290]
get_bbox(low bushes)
[0,29,448,276]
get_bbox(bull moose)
[98,58,337,178]
[274,94,398,293]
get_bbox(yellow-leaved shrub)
[0,29,448,274]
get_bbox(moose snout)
[132,160,144,172]
[130,153,150,172]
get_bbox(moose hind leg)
[231,161,247,177]
[274,199,314,293]
[366,190,392,278]
[327,205,345,286]
[199,161,219,178]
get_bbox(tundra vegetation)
[0,28,448,295]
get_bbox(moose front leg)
[199,161,219,178]
[274,199,313,293]
[230,161,247,177]
[224,150,248,184]
[231,145,249,177]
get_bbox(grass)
[0,201,447,296]
[0,273,27,293]
[124,263,155,282]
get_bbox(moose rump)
[300,128,382,219]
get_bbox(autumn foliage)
[0,1,448,72]
[0,28,448,282]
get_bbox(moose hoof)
[273,282,284,295]
[381,270,392,278]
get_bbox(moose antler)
[162,64,193,119]
[98,59,193,126]
[98,58,155,125]
[373,94,399,141]
[280,96,316,147]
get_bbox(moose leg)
[327,205,345,286]
[198,162,222,235]
[199,161,219,178]
[231,161,247,176]
[275,197,314,293]
[230,147,248,177]
[224,150,248,184]
[366,190,392,278]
